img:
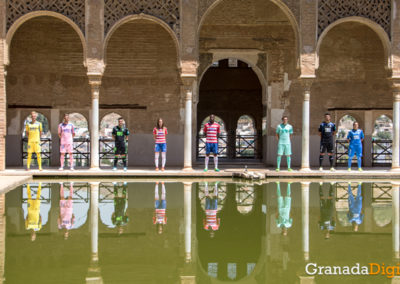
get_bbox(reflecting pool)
[2,181,399,283]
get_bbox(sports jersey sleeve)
[125,129,130,136]
[71,124,75,135]
[153,128,157,135]
[217,124,221,134]
[333,124,336,132]
[165,128,168,135]
[25,123,29,136]
[347,131,352,140]
[289,125,293,134]
[58,124,62,136]
[39,122,43,133]
[112,127,117,136]
[361,130,364,139]
[276,126,280,134]
[203,124,208,135]
[318,123,323,133]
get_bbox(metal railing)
[235,134,259,158]
[197,135,228,158]
[372,139,392,167]
[335,139,362,167]
[99,138,128,167]
[22,137,51,167]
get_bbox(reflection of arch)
[372,204,392,227]
[336,114,357,139]
[236,185,255,215]
[22,112,51,138]
[100,113,123,138]
[236,115,256,135]
[68,113,89,138]
[103,14,180,66]
[373,114,393,140]
[5,11,86,66]
[198,0,300,63]
[316,17,391,70]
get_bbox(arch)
[316,16,391,70]
[5,11,87,66]
[22,112,51,138]
[197,0,300,65]
[236,115,257,135]
[373,114,393,140]
[103,14,180,67]
[198,115,227,136]
[336,114,358,139]
[199,57,266,94]
[67,112,89,138]
[100,112,124,138]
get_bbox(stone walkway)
[0,175,32,193]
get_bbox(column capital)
[181,75,196,101]
[300,76,315,92]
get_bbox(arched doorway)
[197,59,263,160]
[198,115,228,157]
[68,113,90,168]
[372,114,393,166]
[22,112,51,167]
[5,15,88,168]
[100,113,123,167]
[336,115,360,167]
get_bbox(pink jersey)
[204,210,220,230]
[153,209,167,224]
[153,127,168,144]
[59,200,74,229]
[203,123,220,144]
[58,123,75,145]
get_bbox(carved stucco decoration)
[6,0,85,33]
[318,0,391,38]
[104,0,180,37]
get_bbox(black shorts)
[320,142,334,154]
[114,144,127,155]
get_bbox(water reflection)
[2,181,400,283]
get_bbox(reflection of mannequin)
[276,182,292,236]
[153,182,167,234]
[203,182,220,238]
[58,182,75,240]
[25,183,42,241]
[347,182,364,232]
[319,182,335,239]
[112,182,129,235]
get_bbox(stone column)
[88,75,102,170]
[87,182,102,283]
[300,79,313,171]
[0,0,7,171]
[182,77,196,170]
[392,81,400,171]
[301,182,310,261]
[184,182,192,263]
[392,182,400,260]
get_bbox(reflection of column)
[392,182,399,260]
[89,75,102,170]
[0,194,6,284]
[300,79,313,171]
[184,182,192,263]
[391,81,400,171]
[86,182,102,283]
[301,182,310,261]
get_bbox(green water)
[2,181,399,283]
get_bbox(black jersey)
[319,122,336,143]
[112,126,130,146]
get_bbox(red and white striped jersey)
[203,122,221,144]
[153,209,167,224]
[203,210,220,230]
[153,127,168,144]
